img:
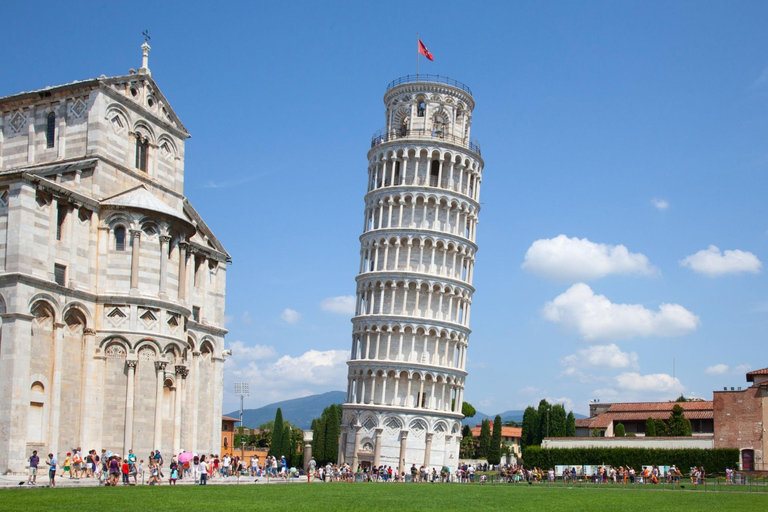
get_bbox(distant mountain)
[227,391,346,430]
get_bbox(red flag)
[418,39,434,61]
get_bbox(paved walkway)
[0,474,311,489]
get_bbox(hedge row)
[521,447,739,474]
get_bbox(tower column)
[123,358,138,455]
[130,230,141,291]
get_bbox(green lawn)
[1,483,765,511]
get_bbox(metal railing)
[371,128,481,157]
[386,75,473,96]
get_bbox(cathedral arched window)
[430,161,440,187]
[417,102,426,117]
[46,112,56,149]
[135,135,149,172]
[114,226,126,251]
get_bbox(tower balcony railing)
[386,74,473,96]
[371,127,481,157]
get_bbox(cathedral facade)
[341,75,483,474]
[0,44,230,473]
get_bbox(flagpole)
[416,32,419,80]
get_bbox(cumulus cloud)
[320,296,356,315]
[615,372,684,394]
[227,340,277,361]
[680,245,762,277]
[522,235,657,282]
[560,344,639,370]
[280,308,302,324]
[542,283,700,341]
[224,348,349,408]
[651,198,669,210]
[705,363,751,376]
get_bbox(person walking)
[198,455,209,485]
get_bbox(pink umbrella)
[178,452,194,463]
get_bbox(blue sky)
[4,1,767,416]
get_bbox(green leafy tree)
[675,395,689,402]
[565,412,576,437]
[462,402,477,418]
[311,418,325,462]
[535,399,552,444]
[591,428,602,437]
[550,404,567,437]
[654,419,668,437]
[487,415,503,465]
[521,406,538,447]
[645,417,656,437]
[269,408,284,457]
[614,423,626,437]
[477,419,492,459]
[668,404,693,436]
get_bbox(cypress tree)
[565,411,576,437]
[477,419,492,459]
[668,404,692,436]
[281,425,291,460]
[324,404,341,464]
[487,415,503,465]
[522,406,538,447]
[550,404,567,437]
[535,399,551,444]
[614,423,625,437]
[270,408,284,457]
[645,417,656,437]
[654,419,669,437]
[310,418,325,463]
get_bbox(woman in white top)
[198,455,208,485]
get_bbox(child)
[61,452,72,478]
[170,465,178,485]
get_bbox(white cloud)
[227,340,277,361]
[542,283,700,341]
[548,397,575,412]
[241,311,252,324]
[280,308,302,324]
[224,348,349,408]
[320,295,356,315]
[704,364,729,375]
[651,198,669,210]
[522,235,657,282]
[615,372,684,394]
[705,363,751,376]
[680,245,762,277]
[560,344,639,370]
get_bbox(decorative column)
[173,366,186,455]
[424,432,433,468]
[48,322,65,456]
[178,242,188,302]
[373,427,384,468]
[350,424,361,471]
[153,361,167,452]
[398,430,408,475]
[159,235,171,298]
[338,428,347,465]
[130,230,141,291]
[303,430,314,473]
[123,358,138,455]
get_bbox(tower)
[341,75,483,474]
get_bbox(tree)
[487,415,503,465]
[311,418,325,462]
[550,404,567,437]
[645,417,656,437]
[462,402,477,418]
[591,428,602,437]
[614,423,626,437]
[654,419,668,437]
[269,408,284,457]
[675,395,689,402]
[521,406,538,447]
[565,412,576,437]
[459,431,475,459]
[281,425,291,461]
[535,399,551,445]
[324,404,341,464]
[477,419,492,459]
[668,404,693,436]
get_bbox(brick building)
[714,367,768,471]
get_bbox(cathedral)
[0,42,230,473]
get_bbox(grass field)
[1,483,765,512]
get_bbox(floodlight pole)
[234,382,250,462]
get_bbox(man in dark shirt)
[28,450,40,485]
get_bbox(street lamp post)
[234,383,249,468]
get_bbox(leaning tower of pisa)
[340,75,483,475]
